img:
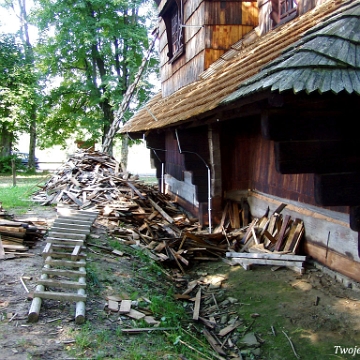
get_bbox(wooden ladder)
[28,208,98,324]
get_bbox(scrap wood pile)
[221,202,307,273]
[0,205,47,259]
[30,150,231,270]
[30,149,307,272]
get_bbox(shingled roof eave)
[119,0,357,135]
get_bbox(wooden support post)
[28,261,51,322]
[75,267,86,324]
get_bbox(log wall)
[159,0,258,97]
[220,118,348,215]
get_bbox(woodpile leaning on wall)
[27,149,307,273]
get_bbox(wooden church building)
[120,0,360,282]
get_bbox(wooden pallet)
[28,209,98,324]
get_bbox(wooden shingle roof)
[120,0,359,134]
[222,0,360,104]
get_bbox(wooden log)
[76,268,86,324]
[45,258,86,268]
[28,261,50,322]
[42,268,86,278]
[37,278,86,289]
[33,290,87,302]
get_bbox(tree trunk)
[120,136,129,171]
[0,123,14,157]
[18,0,37,169]
[28,116,37,169]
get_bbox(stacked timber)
[0,218,46,254]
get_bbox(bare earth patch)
[1,206,360,360]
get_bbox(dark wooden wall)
[164,127,210,203]
[220,117,349,214]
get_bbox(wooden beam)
[274,140,360,174]
[314,172,360,206]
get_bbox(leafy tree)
[0,33,38,158]
[33,0,159,156]
[0,0,41,170]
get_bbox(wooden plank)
[125,309,146,320]
[63,191,83,206]
[226,251,306,261]
[42,268,86,278]
[71,245,82,261]
[108,299,119,312]
[55,217,93,226]
[148,198,174,224]
[283,221,303,252]
[42,242,52,257]
[263,230,277,244]
[37,279,86,289]
[125,181,146,200]
[233,258,304,268]
[288,223,304,253]
[230,201,241,229]
[218,320,242,337]
[50,226,90,235]
[241,218,258,245]
[213,201,229,233]
[291,227,305,254]
[274,215,291,251]
[203,329,227,356]
[46,237,84,245]
[119,300,132,314]
[53,220,91,229]
[120,327,177,333]
[47,232,87,240]
[33,290,86,302]
[112,249,124,257]
[45,258,86,268]
[192,288,201,321]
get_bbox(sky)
[0,0,37,41]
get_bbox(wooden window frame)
[160,0,185,63]
[279,0,298,24]
[270,0,298,28]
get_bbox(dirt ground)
[1,206,360,360]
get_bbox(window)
[279,0,298,23]
[160,0,184,62]
[270,0,298,27]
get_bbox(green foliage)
[0,155,23,174]
[0,33,40,131]
[33,0,159,150]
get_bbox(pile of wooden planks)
[223,202,307,273]
[0,217,47,257]
[31,149,139,212]
[31,150,307,272]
